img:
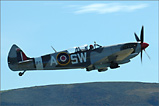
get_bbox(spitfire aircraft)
[8,26,149,76]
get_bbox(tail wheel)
[18,70,26,76]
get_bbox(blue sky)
[1,1,158,90]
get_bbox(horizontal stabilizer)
[18,59,33,64]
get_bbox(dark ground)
[1,82,159,106]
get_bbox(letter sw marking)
[71,52,87,64]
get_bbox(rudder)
[8,44,29,71]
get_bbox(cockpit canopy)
[66,43,102,53]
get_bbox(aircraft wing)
[94,48,134,65]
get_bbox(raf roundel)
[56,52,70,66]
[60,55,67,62]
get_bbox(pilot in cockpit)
[89,45,94,50]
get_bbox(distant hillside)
[1,82,159,106]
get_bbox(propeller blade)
[140,26,144,43]
[144,49,151,60]
[141,50,143,63]
[134,33,140,41]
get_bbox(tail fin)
[8,44,29,71]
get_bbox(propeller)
[134,32,140,42]
[134,26,150,62]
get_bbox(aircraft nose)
[141,42,149,50]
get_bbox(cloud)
[74,3,148,14]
